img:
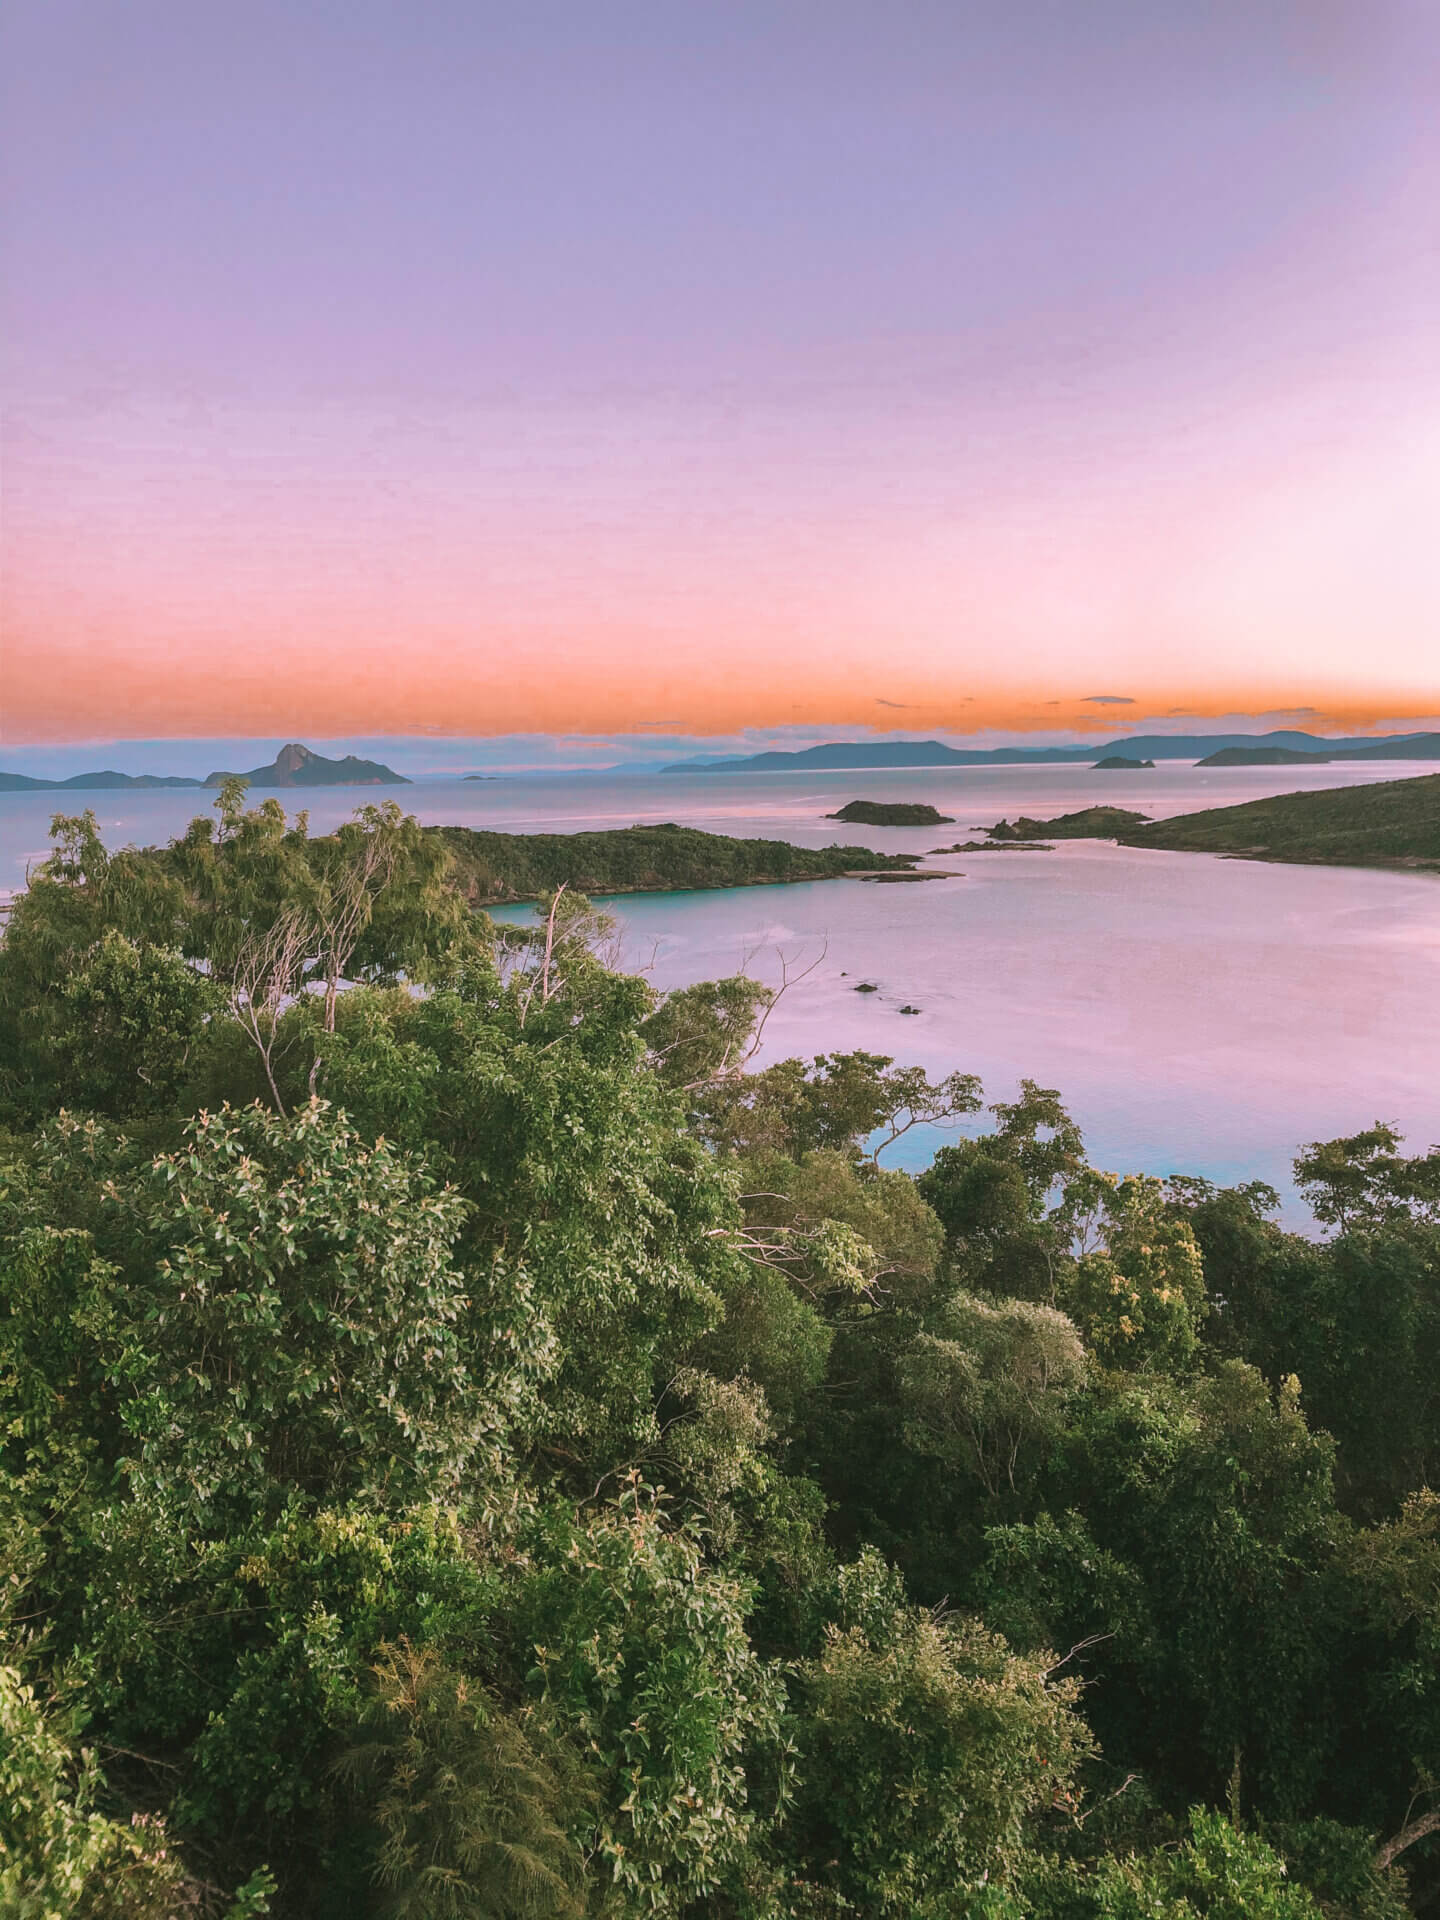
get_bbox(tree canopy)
[0,792,1435,1916]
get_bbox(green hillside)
[1119,772,1440,871]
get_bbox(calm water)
[3,760,1437,1213]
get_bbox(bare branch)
[1376,1802,1440,1872]
[227,905,313,1115]
[673,939,827,1092]
[1042,1632,1115,1681]
[1069,1772,1139,1829]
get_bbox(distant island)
[0,742,409,792]
[203,743,409,787]
[827,800,955,826]
[9,733,1439,791]
[1196,746,1332,767]
[1318,733,1440,762]
[438,822,918,904]
[0,769,205,793]
[932,839,1055,852]
[672,739,1099,771]
[665,729,1440,772]
[1118,773,1440,873]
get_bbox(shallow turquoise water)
[493,834,1440,1213]
[5,760,1437,1211]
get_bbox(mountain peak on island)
[0,742,411,792]
[203,743,410,787]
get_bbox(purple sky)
[3,2,1438,745]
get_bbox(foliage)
[695,1047,978,1163]
[4,1101,485,1521]
[1117,771,1440,872]
[1177,1170,1440,1515]
[918,1081,1086,1301]
[1,802,1438,1913]
[1061,1175,1208,1373]
[438,822,916,903]
[1294,1124,1440,1232]
[1002,1364,1345,1818]
[640,975,773,1090]
[899,1292,1086,1499]
[336,1641,589,1919]
[1025,1808,1326,1917]
[786,1548,1091,1913]
[52,933,222,1120]
[0,1660,206,1919]
[516,1492,788,1913]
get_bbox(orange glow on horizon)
[2,622,1435,749]
[6,370,1436,748]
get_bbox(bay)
[3,758,1436,1213]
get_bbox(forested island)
[438,821,919,900]
[1,788,1438,1915]
[976,777,1440,875]
[988,806,1151,841]
[1196,746,1332,767]
[826,800,955,826]
[1119,773,1440,872]
[6,804,916,908]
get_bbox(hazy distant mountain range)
[5,734,1439,792]
[0,743,409,793]
[663,731,1440,772]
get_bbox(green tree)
[785,1548,1090,1915]
[0,1658,225,1918]
[899,1292,1087,1502]
[696,1049,981,1164]
[336,1640,589,1920]
[1295,1125,1440,1232]
[516,1491,788,1914]
[640,975,773,1090]
[309,976,739,1483]
[919,1082,1086,1302]
[1178,1169,1440,1515]
[0,813,188,1121]
[5,1101,486,1520]
[52,931,220,1118]
[1008,1364,1343,1817]
[1335,1491,1440,1882]
[1025,1808,1331,1919]
[1061,1175,1207,1374]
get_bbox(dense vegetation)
[438,822,918,902]
[1118,774,1440,871]
[987,808,1149,841]
[826,803,955,827]
[2,786,1439,1917]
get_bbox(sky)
[3,1,1439,754]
